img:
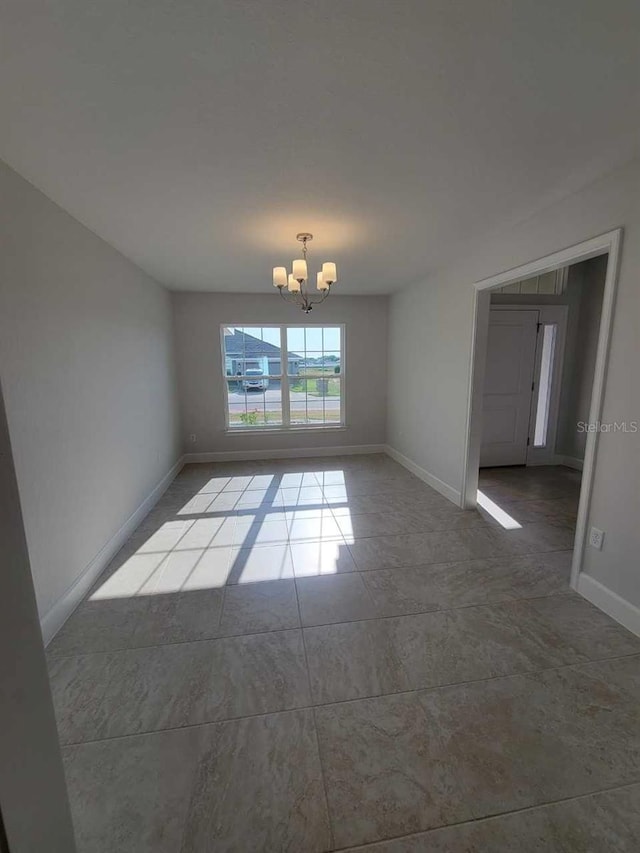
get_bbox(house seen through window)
[221,325,344,429]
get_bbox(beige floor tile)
[218,578,300,635]
[305,619,412,703]
[62,725,204,853]
[290,539,357,576]
[416,658,640,817]
[47,595,155,656]
[51,630,310,742]
[499,593,640,662]
[304,602,578,704]
[296,572,381,626]
[226,543,294,584]
[351,784,640,852]
[63,709,331,853]
[232,518,290,546]
[314,691,472,848]
[348,527,512,571]
[289,515,344,541]
[53,457,640,852]
[359,551,573,616]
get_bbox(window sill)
[224,425,347,435]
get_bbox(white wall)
[0,160,181,638]
[172,292,388,455]
[0,381,76,852]
[388,156,640,612]
[555,256,606,461]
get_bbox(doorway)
[479,304,568,468]
[461,229,622,592]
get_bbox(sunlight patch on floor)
[477,489,522,530]
[90,467,356,599]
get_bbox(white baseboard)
[576,572,640,638]
[384,444,461,507]
[40,455,185,645]
[183,444,386,464]
[554,454,584,471]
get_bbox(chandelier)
[272,233,337,313]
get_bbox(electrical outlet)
[589,526,605,550]
[189,433,197,443]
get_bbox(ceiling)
[1,1,639,295]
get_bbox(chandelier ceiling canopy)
[272,233,337,313]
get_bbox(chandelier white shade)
[272,233,337,312]
[292,258,307,281]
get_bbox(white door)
[480,309,539,467]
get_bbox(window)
[496,268,568,295]
[533,323,557,447]
[221,325,344,430]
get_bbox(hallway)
[48,455,640,851]
[478,464,581,529]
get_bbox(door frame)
[461,228,622,592]
[489,303,569,466]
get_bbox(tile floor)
[48,456,640,851]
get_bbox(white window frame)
[220,323,346,432]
